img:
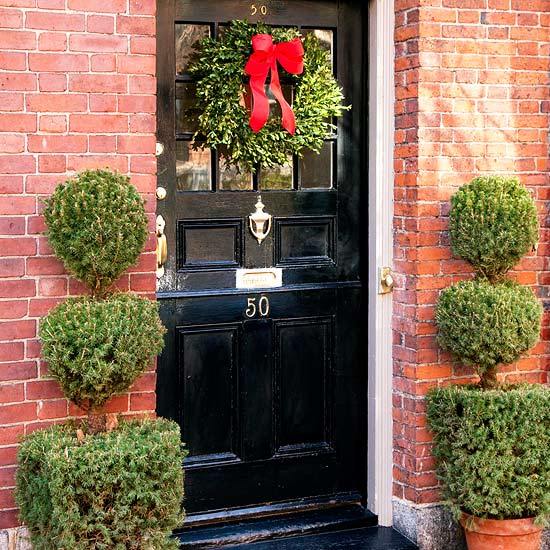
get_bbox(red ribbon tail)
[269,60,296,135]
[248,71,270,133]
[245,35,302,135]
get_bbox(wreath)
[190,20,348,171]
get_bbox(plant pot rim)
[460,512,543,536]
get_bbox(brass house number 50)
[250,4,268,16]
[245,296,270,318]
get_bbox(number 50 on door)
[250,4,268,16]
[245,296,270,318]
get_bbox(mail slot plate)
[236,268,282,289]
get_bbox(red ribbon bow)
[244,34,304,135]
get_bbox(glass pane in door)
[175,24,210,75]
[176,141,211,191]
[260,158,294,190]
[218,147,253,190]
[299,141,333,189]
[176,83,200,134]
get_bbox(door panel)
[178,219,243,270]
[156,0,367,521]
[179,324,241,464]
[275,216,336,266]
[274,317,333,451]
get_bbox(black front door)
[156,0,367,520]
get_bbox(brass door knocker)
[248,196,272,244]
[156,214,168,278]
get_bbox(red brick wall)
[393,0,550,506]
[0,0,157,528]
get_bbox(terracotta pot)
[460,513,543,550]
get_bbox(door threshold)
[176,499,376,548]
[225,527,417,549]
[183,492,367,529]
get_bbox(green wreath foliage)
[191,20,348,171]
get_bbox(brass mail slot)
[236,268,282,289]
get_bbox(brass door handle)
[379,267,394,294]
[156,215,167,278]
[156,186,167,200]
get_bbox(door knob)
[156,186,167,200]
[156,215,168,278]
[379,267,394,294]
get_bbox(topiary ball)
[436,279,541,376]
[449,176,538,280]
[43,169,148,296]
[40,293,166,411]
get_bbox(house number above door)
[250,4,268,16]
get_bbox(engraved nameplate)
[236,268,282,289]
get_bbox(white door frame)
[367,0,395,527]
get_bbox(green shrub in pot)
[16,169,184,549]
[16,419,186,550]
[427,385,550,522]
[427,175,547,550]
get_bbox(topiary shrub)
[40,293,166,412]
[16,419,186,550]
[436,279,542,388]
[449,175,538,281]
[429,175,547,528]
[43,169,148,297]
[426,385,550,522]
[19,169,185,546]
